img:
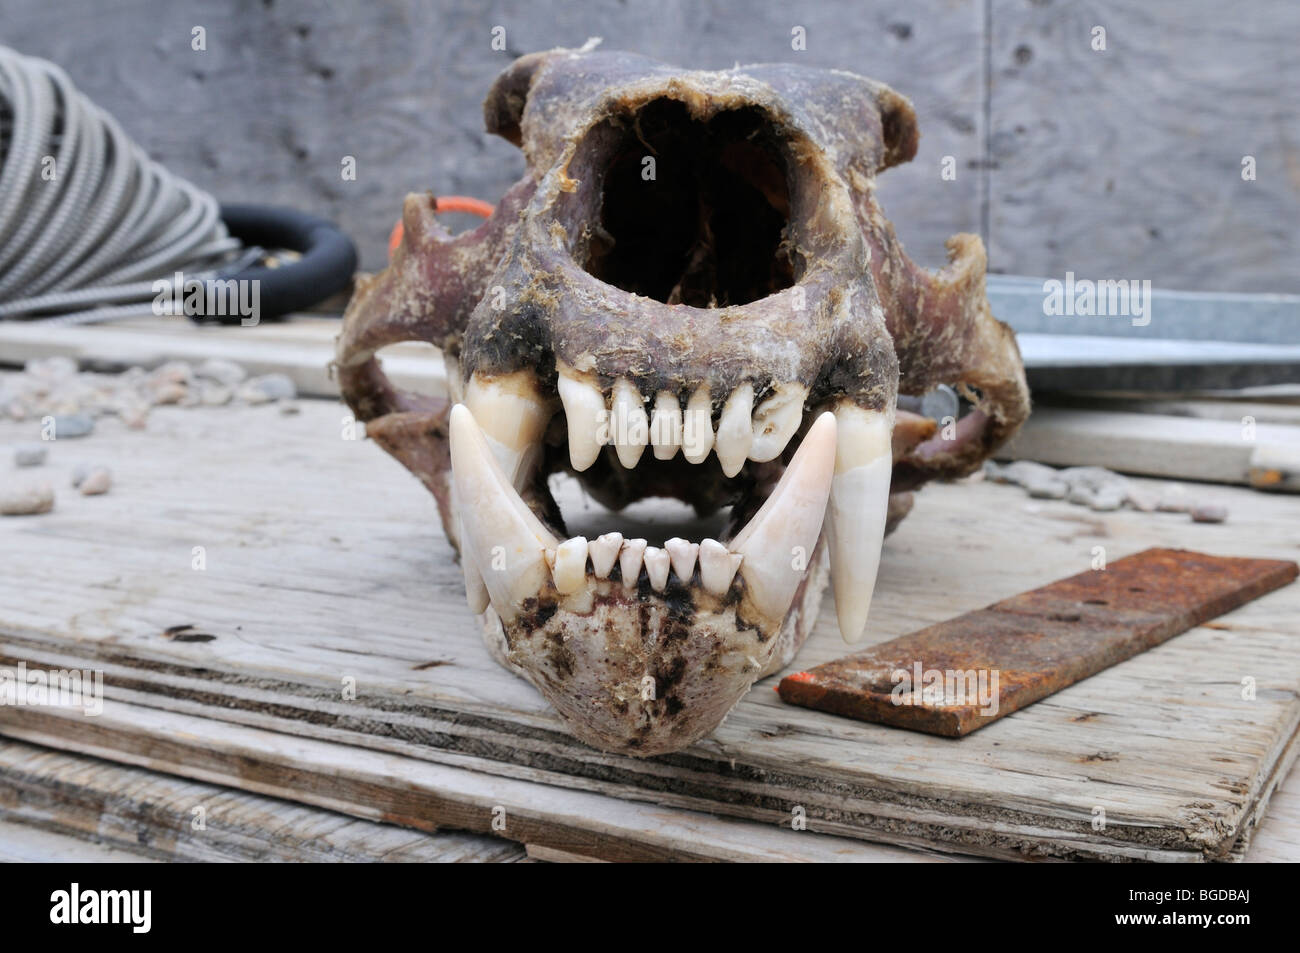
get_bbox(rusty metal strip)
[778,548,1298,737]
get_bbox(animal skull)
[336,49,1030,756]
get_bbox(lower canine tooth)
[715,383,754,477]
[619,537,647,585]
[651,391,683,460]
[551,537,590,594]
[827,402,893,644]
[731,411,837,623]
[682,386,714,463]
[448,404,558,620]
[644,546,671,592]
[749,383,808,462]
[664,537,699,581]
[557,364,606,472]
[611,378,648,469]
[699,538,742,595]
[589,532,623,579]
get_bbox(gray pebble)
[0,481,54,516]
[240,373,297,403]
[79,467,112,496]
[49,413,95,439]
[14,443,47,467]
[195,358,247,387]
[1089,489,1125,511]
[1191,504,1228,524]
[1026,478,1069,499]
[1001,460,1061,487]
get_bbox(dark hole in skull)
[583,99,795,308]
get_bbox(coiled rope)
[0,45,246,325]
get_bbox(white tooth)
[611,378,649,469]
[664,537,699,582]
[651,391,683,460]
[619,537,647,585]
[458,511,491,614]
[464,370,551,486]
[698,539,742,595]
[557,364,607,472]
[682,386,714,464]
[731,411,837,624]
[589,532,623,579]
[551,536,590,595]
[643,547,671,592]
[749,383,808,462]
[714,383,754,477]
[827,402,893,644]
[448,405,558,619]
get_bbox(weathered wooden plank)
[0,739,526,863]
[2,397,1298,860]
[986,0,1300,293]
[1,0,984,273]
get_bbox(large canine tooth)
[664,537,699,581]
[651,391,683,460]
[589,532,623,579]
[551,536,590,595]
[643,546,671,592]
[464,370,551,486]
[827,402,893,644]
[749,383,808,462]
[731,411,836,624]
[556,364,607,472]
[698,538,742,595]
[448,404,557,620]
[611,378,649,469]
[619,537,647,585]
[458,510,491,614]
[715,383,754,477]
[682,386,714,464]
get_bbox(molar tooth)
[551,536,590,595]
[749,383,808,462]
[731,411,837,624]
[643,546,671,592]
[682,386,714,464]
[556,364,607,472]
[827,402,893,644]
[714,383,754,477]
[611,378,649,469]
[650,391,683,460]
[619,537,647,585]
[464,370,551,486]
[448,404,558,620]
[664,537,699,582]
[698,539,742,595]
[589,532,623,579]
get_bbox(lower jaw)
[479,536,830,757]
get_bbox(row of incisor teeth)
[546,532,742,595]
[557,364,807,477]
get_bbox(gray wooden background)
[3,0,1297,292]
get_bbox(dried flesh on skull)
[335,49,1030,757]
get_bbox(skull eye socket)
[581,99,797,309]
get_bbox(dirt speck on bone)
[336,48,1029,756]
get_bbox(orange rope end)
[388,195,496,257]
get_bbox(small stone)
[195,358,247,387]
[50,413,95,439]
[982,460,1008,483]
[13,443,47,467]
[1001,460,1061,487]
[1156,485,1192,513]
[1066,485,1096,506]
[79,467,112,496]
[0,480,54,516]
[1025,478,1068,500]
[239,373,297,404]
[147,360,193,386]
[150,382,189,406]
[279,402,301,416]
[1089,489,1125,511]
[71,463,91,488]
[1125,489,1159,512]
[200,382,233,406]
[1191,504,1228,524]
[121,403,150,430]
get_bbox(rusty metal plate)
[778,548,1298,736]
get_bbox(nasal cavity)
[582,99,796,308]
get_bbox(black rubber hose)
[211,204,358,324]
